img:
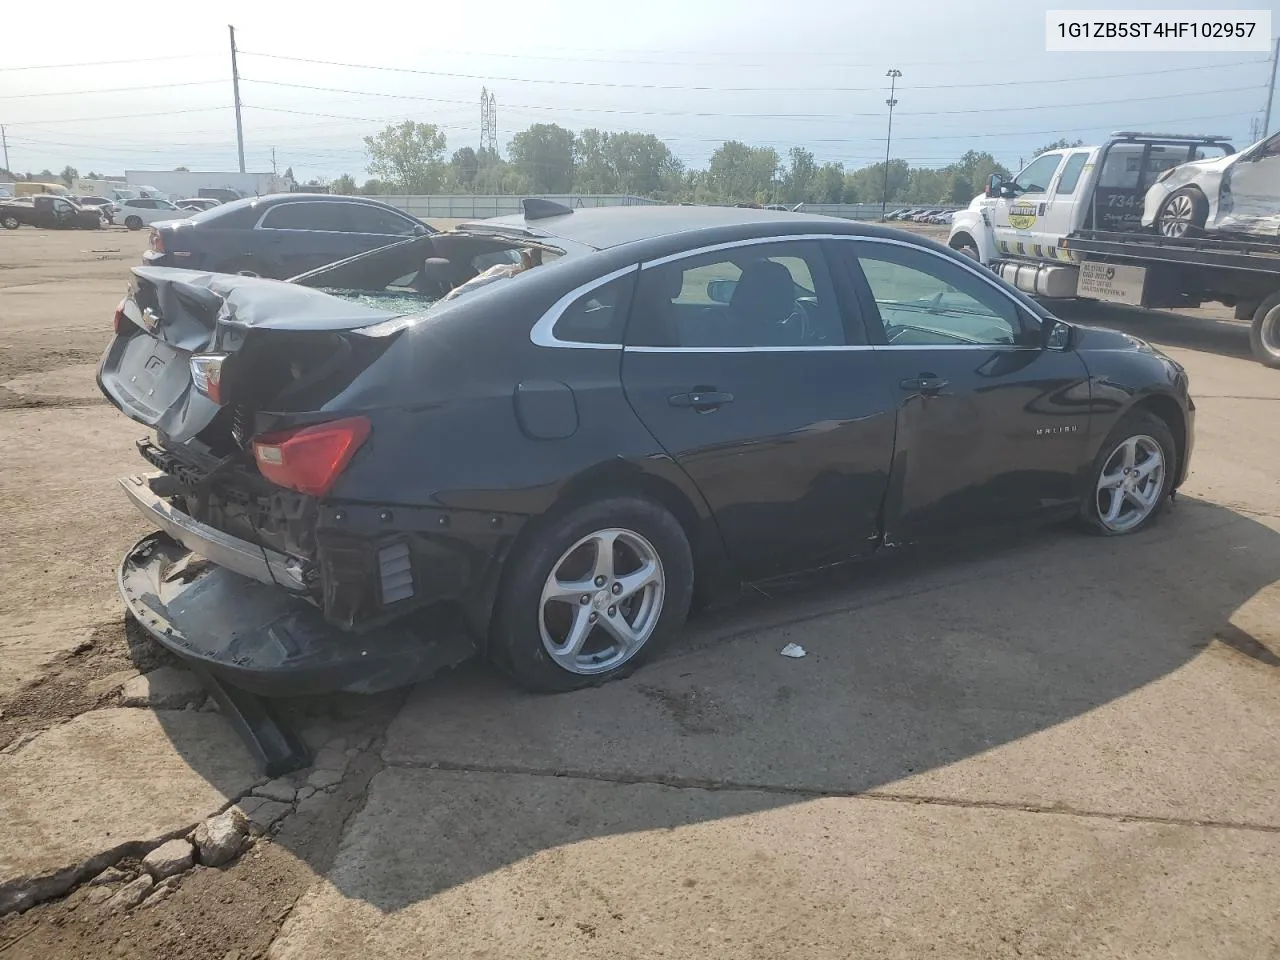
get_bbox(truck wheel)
[124,216,143,231]
[1249,292,1280,368]
[1,215,19,230]
[1155,188,1208,238]
[948,234,981,261]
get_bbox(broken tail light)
[148,229,164,254]
[112,298,129,334]
[189,354,227,404]
[252,416,372,498]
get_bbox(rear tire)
[489,496,694,692]
[1155,187,1208,238]
[1080,409,1176,536]
[1249,291,1280,368]
[1,215,19,230]
[124,216,143,231]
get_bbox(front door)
[620,238,898,580]
[833,238,1094,543]
[991,152,1065,260]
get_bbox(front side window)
[260,202,346,231]
[1013,154,1064,194]
[1054,153,1090,195]
[851,242,1031,347]
[628,240,845,348]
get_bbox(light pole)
[881,68,901,220]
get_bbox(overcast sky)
[2,0,1278,181]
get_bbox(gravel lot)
[1,224,1278,959]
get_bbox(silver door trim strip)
[528,231,1047,352]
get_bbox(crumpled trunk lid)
[97,266,402,443]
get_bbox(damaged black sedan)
[100,201,1195,702]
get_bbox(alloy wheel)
[538,527,666,675]
[1158,194,1195,237]
[1095,434,1165,532]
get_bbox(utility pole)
[880,69,901,220]
[1,126,9,173]
[271,147,277,175]
[1263,36,1279,137]
[229,25,246,174]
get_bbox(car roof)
[465,204,874,251]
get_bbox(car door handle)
[669,390,734,411]
[900,376,950,396]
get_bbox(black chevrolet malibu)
[99,202,1194,697]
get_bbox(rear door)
[991,152,1065,259]
[343,202,425,250]
[620,237,898,580]
[833,237,1093,542]
[256,201,365,276]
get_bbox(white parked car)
[115,197,190,231]
[1143,131,1280,239]
[175,198,220,212]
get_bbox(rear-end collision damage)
[99,250,536,697]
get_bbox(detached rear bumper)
[119,531,476,696]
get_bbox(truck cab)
[949,133,1235,297]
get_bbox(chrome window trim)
[529,264,639,350]
[528,232,1046,352]
[254,199,413,234]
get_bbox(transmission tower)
[480,87,498,154]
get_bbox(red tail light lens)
[189,354,226,404]
[113,297,128,334]
[252,416,372,498]
[149,229,164,254]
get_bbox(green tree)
[782,147,818,203]
[706,141,779,203]
[364,121,448,193]
[573,128,615,192]
[59,165,78,185]
[283,166,295,181]
[815,162,845,203]
[359,178,393,195]
[450,147,479,190]
[847,159,910,207]
[509,123,575,192]
[330,174,358,195]
[1031,138,1084,157]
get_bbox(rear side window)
[628,240,844,348]
[345,203,418,236]
[551,272,636,345]
[260,202,346,231]
[1054,153,1089,195]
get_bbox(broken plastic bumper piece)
[118,531,476,697]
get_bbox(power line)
[238,50,1268,94]
[0,80,224,100]
[240,78,1254,124]
[0,54,219,72]
[0,106,231,127]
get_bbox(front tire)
[489,496,694,692]
[1155,188,1208,238]
[949,234,980,261]
[1080,410,1176,536]
[124,216,143,231]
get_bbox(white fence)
[373,194,966,222]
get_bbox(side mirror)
[1045,319,1071,350]
[706,279,736,304]
[412,222,429,236]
